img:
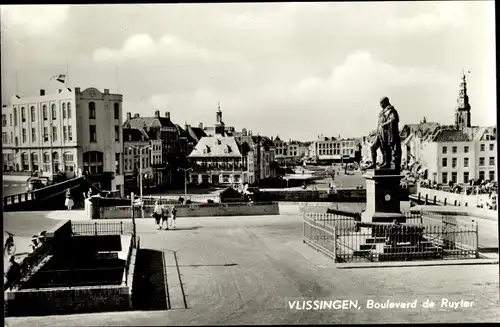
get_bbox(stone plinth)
[361,168,406,224]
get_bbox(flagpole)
[116,64,119,93]
[15,70,19,96]
[65,61,69,87]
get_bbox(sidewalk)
[45,210,91,221]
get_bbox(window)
[63,126,67,141]
[489,157,495,166]
[64,153,74,162]
[479,171,485,180]
[115,153,120,174]
[30,106,35,122]
[451,172,457,183]
[89,125,97,142]
[21,107,26,122]
[464,158,469,168]
[2,114,6,127]
[114,103,120,119]
[43,152,50,172]
[452,158,457,168]
[68,126,73,141]
[2,132,7,144]
[43,105,47,120]
[52,126,57,142]
[62,103,66,119]
[442,146,447,154]
[464,146,469,153]
[191,175,198,183]
[115,125,120,141]
[52,152,60,173]
[9,113,12,126]
[13,107,17,126]
[44,127,49,142]
[22,128,26,143]
[463,172,469,184]
[452,146,457,154]
[89,102,96,119]
[442,172,448,184]
[51,104,56,120]
[480,144,485,151]
[31,153,39,171]
[83,151,104,174]
[31,128,36,142]
[490,143,494,151]
[489,171,496,181]
[64,152,74,172]
[442,158,447,167]
[479,157,485,166]
[21,153,29,171]
[67,102,72,118]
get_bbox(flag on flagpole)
[50,74,66,84]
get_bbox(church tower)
[455,70,471,129]
[214,101,225,135]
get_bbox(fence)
[303,210,479,263]
[71,221,133,236]
[140,194,220,205]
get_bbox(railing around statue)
[303,211,479,263]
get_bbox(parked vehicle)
[26,176,51,192]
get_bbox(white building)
[187,135,249,185]
[1,87,125,195]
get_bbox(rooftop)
[188,136,243,158]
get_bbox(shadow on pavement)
[163,226,201,231]
[478,247,499,253]
[132,249,169,311]
[178,263,238,268]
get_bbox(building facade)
[188,136,248,185]
[122,110,180,189]
[2,87,125,195]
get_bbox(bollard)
[444,198,447,206]
[433,195,437,205]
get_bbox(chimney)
[104,89,109,94]
[40,89,45,96]
[154,110,160,118]
[164,111,170,119]
[126,112,132,120]
[75,87,81,93]
[198,122,203,129]
[134,113,140,118]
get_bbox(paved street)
[4,212,500,326]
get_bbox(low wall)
[96,202,280,219]
[5,285,131,316]
[253,188,409,202]
[416,186,492,208]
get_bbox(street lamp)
[127,144,153,218]
[178,167,193,199]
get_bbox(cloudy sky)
[1,2,496,141]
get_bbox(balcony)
[191,163,246,174]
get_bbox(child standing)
[161,205,170,230]
[65,188,74,211]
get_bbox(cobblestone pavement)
[5,214,499,326]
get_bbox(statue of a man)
[367,97,401,172]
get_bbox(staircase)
[351,227,443,262]
[3,177,102,212]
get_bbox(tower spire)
[455,69,471,129]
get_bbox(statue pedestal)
[361,168,406,224]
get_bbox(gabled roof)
[430,128,471,142]
[174,124,189,138]
[189,126,207,141]
[123,116,176,130]
[123,127,150,142]
[188,136,242,158]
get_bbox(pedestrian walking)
[161,205,170,230]
[65,188,74,211]
[169,205,177,229]
[153,201,163,230]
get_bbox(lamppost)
[177,167,193,199]
[127,144,152,218]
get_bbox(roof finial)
[217,101,221,112]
